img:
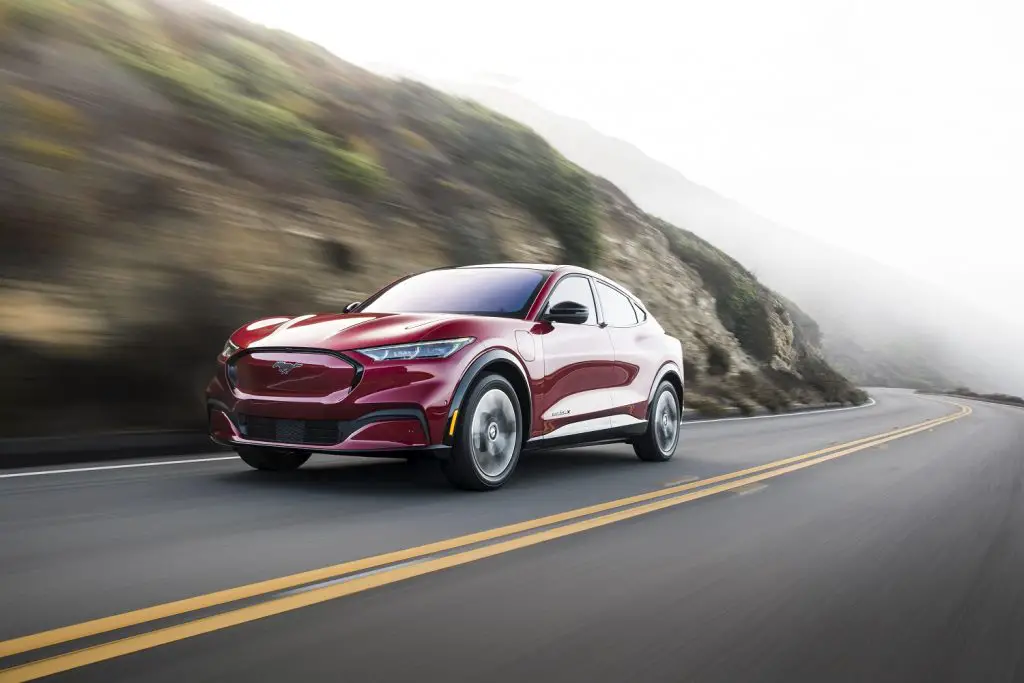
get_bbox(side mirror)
[343,301,361,313]
[543,300,590,325]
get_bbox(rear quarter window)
[595,281,639,327]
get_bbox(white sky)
[211,0,1023,327]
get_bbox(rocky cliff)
[0,0,865,436]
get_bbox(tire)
[633,381,681,462]
[236,446,311,471]
[441,373,523,491]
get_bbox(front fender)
[442,348,531,448]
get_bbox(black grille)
[238,414,342,446]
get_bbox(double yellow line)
[0,402,970,682]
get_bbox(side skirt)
[524,423,647,452]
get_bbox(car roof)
[455,263,558,271]
[454,263,643,304]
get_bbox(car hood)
[235,312,476,353]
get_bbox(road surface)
[1,388,1022,682]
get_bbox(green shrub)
[214,35,304,99]
[798,351,863,404]
[734,399,757,416]
[321,239,359,272]
[230,97,327,142]
[658,220,776,361]
[1,0,78,35]
[323,146,388,195]
[683,358,698,383]
[271,92,322,121]
[107,42,327,145]
[706,343,731,376]
[98,0,149,21]
[750,381,791,412]
[721,278,774,361]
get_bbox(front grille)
[237,414,343,446]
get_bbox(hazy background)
[209,0,1024,330]
[201,0,1024,395]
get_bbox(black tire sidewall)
[642,381,680,460]
[454,373,524,488]
[237,446,310,471]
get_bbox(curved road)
[1,388,1023,682]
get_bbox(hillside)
[432,80,1024,395]
[0,0,864,437]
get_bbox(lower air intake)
[238,415,342,446]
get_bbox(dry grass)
[11,87,86,132]
[8,135,82,168]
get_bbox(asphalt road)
[1,388,1022,682]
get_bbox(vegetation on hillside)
[0,0,864,437]
[1,0,599,264]
[931,389,1024,408]
[394,84,600,266]
[655,218,779,363]
[652,218,866,408]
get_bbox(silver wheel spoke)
[654,391,679,454]
[470,388,518,481]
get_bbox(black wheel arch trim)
[649,361,684,407]
[444,348,532,447]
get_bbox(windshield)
[360,267,548,318]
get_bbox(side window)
[546,276,597,325]
[595,281,638,327]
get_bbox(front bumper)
[207,405,444,453]
[206,347,468,454]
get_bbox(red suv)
[207,264,685,490]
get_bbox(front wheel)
[633,381,681,462]
[236,446,311,471]
[441,373,523,491]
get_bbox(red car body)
[206,264,684,486]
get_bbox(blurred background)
[2,0,1020,441]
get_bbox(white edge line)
[682,397,877,425]
[1,397,880,478]
[0,456,239,479]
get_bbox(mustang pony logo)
[272,361,304,376]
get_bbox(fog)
[210,0,1024,394]
[419,80,1024,394]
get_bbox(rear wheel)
[633,381,681,462]
[441,373,523,491]
[236,446,311,472]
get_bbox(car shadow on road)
[213,446,643,497]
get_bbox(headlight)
[356,338,474,362]
[220,339,240,360]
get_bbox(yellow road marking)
[0,406,967,661]
[0,407,962,660]
[0,403,970,682]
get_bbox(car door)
[592,279,660,427]
[533,274,617,440]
